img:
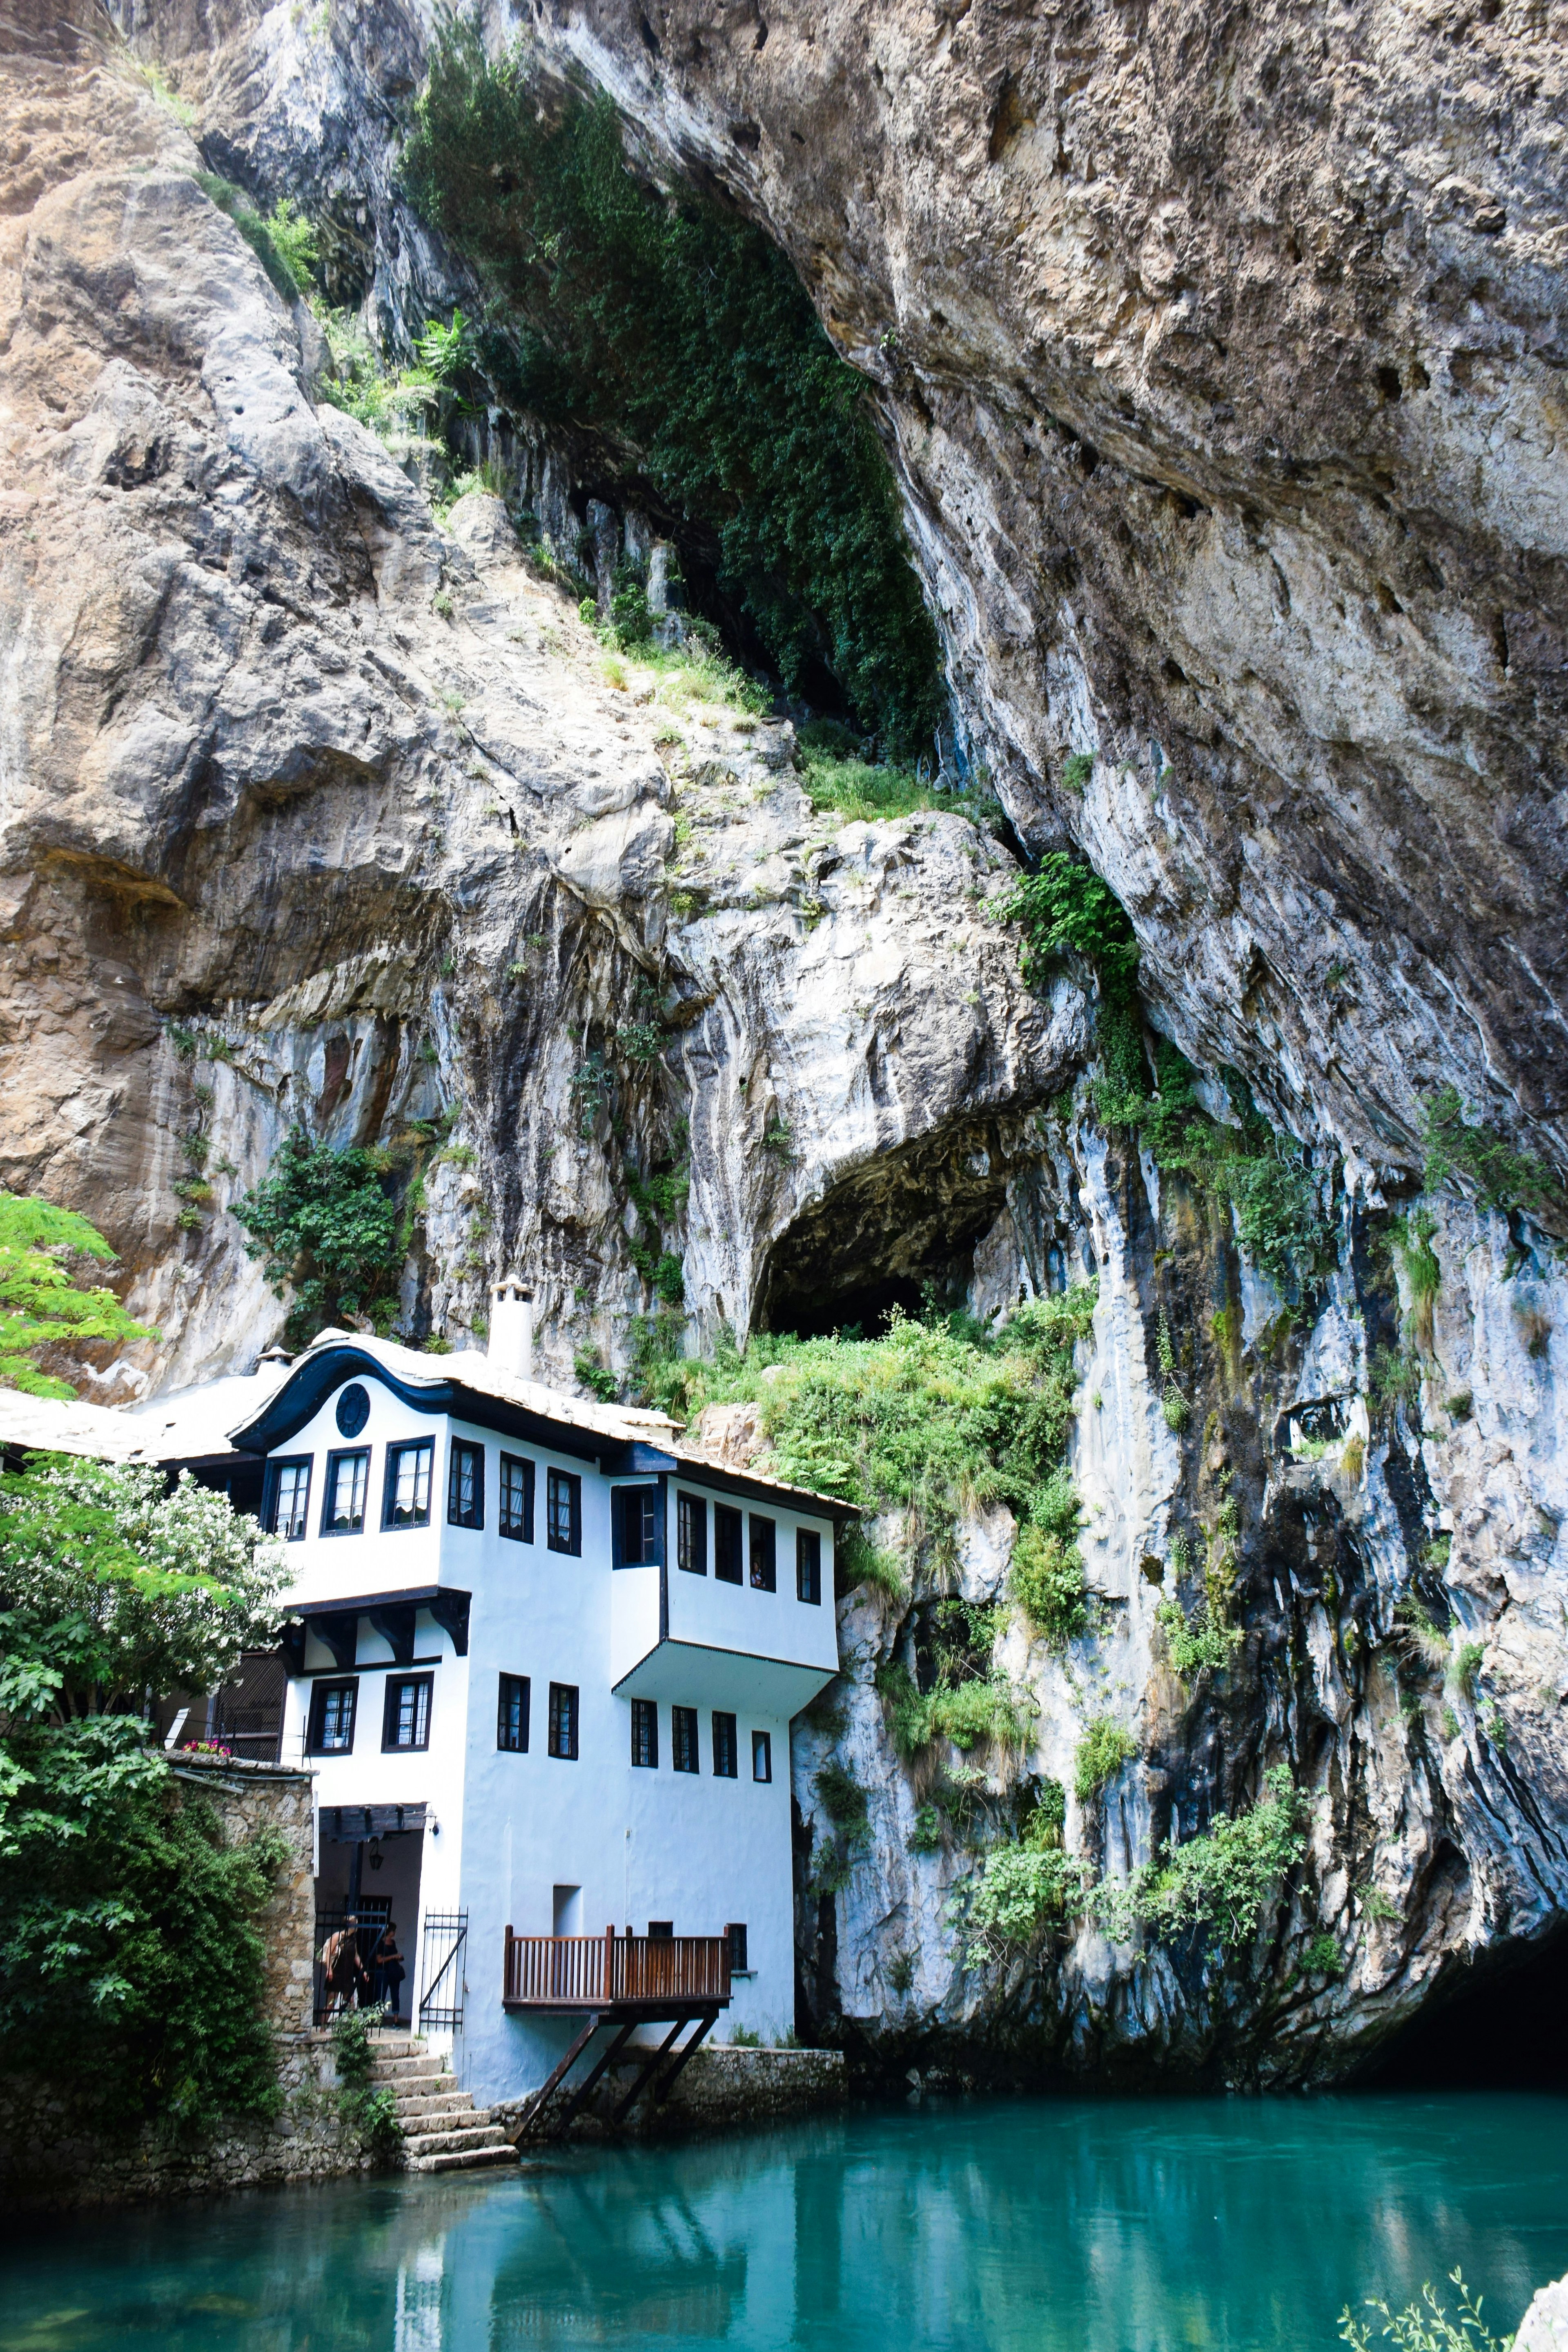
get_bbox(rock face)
[525,0,1568,1195]
[1,0,1565,2090]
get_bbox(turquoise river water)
[4,2092,1567,2352]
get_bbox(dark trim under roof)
[231,1346,857,1522]
[230,1345,610,1466]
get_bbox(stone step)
[366,2035,417,2059]
[373,2057,452,2085]
[389,2091,473,2123]
[410,2143,519,2174]
[402,2123,511,2159]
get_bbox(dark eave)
[230,1346,610,1466]
[601,1442,858,1523]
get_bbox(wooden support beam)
[551,2018,639,2138]
[654,2007,718,2106]
[510,2012,602,2147]
[609,2015,688,2125]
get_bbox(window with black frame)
[749,1514,777,1592]
[726,1922,748,1972]
[712,1711,737,1777]
[631,1697,659,1768]
[548,1681,579,1759]
[497,1673,530,1752]
[499,1453,535,1543]
[383,1439,433,1528]
[265,1456,312,1540]
[614,1484,660,1566]
[448,1439,483,1529]
[383,1673,433,1752]
[715,1503,743,1584]
[677,1491,707,1574]
[547,1469,581,1555]
[796,1526,822,1604]
[672,1705,699,1773]
[321,1448,369,1535]
[308,1678,358,1754]
[751,1728,772,1783]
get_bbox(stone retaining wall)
[494,2044,848,2143]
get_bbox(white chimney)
[489,1277,535,1382]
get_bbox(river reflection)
[4,2091,1567,2352]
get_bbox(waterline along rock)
[0,0,1564,2094]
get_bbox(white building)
[208,1294,847,2113]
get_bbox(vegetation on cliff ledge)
[402,22,944,755]
[0,1194,152,1400]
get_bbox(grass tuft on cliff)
[401,22,944,756]
[645,1290,1097,1550]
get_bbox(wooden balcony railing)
[503,1928,731,2012]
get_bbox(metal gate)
[418,1910,469,2031]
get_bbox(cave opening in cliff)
[1362,1923,1568,2089]
[400,21,946,762]
[753,1125,1016,1341]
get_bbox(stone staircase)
[368,2034,518,2174]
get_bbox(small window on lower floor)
[647,1920,673,1940]
[726,1922,748,1973]
[631,1697,659,1768]
[712,1711,737,1778]
[672,1705,699,1773]
[548,1681,579,1760]
[383,1673,432,1752]
[497,1673,530,1753]
[751,1728,772,1784]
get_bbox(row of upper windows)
[308,1672,773,1783]
[627,1697,772,1782]
[622,1488,822,1606]
[266,1440,581,1552]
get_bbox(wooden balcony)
[503,1928,731,2016]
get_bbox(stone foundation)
[494,2044,848,2143]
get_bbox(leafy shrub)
[403,29,944,753]
[1370,1345,1423,1421]
[195,175,317,299]
[813,1762,869,1833]
[1010,1512,1088,1648]
[232,1131,401,1349]
[1301,1929,1343,1978]
[964,1842,1089,1962]
[1094,1767,1303,1950]
[0,1194,154,1398]
[995,853,1140,1002]
[908,1803,942,1854]
[796,722,954,823]
[1423,1084,1564,1223]
[574,1350,619,1403]
[330,2008,402,2156]
[1448,1641,1485,1700]
[1156,1597,1242,1679]
[1060,750,1095,795]
[1075,1717,1137,1802]
[878,1661,1033,1759]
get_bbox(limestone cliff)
[1,0,1564,2087]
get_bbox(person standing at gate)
[373,1921,406,2021]
[321,1915,370,2013]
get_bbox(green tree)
[0,1193,153,1399]
[0,1457,288,2125]
[231,1130,401,1348]
[0,1456,283,1716]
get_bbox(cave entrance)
[1361,1923,1568,2088]
[754,1120,1016,1340]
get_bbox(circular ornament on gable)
[335,1382,370,1438]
